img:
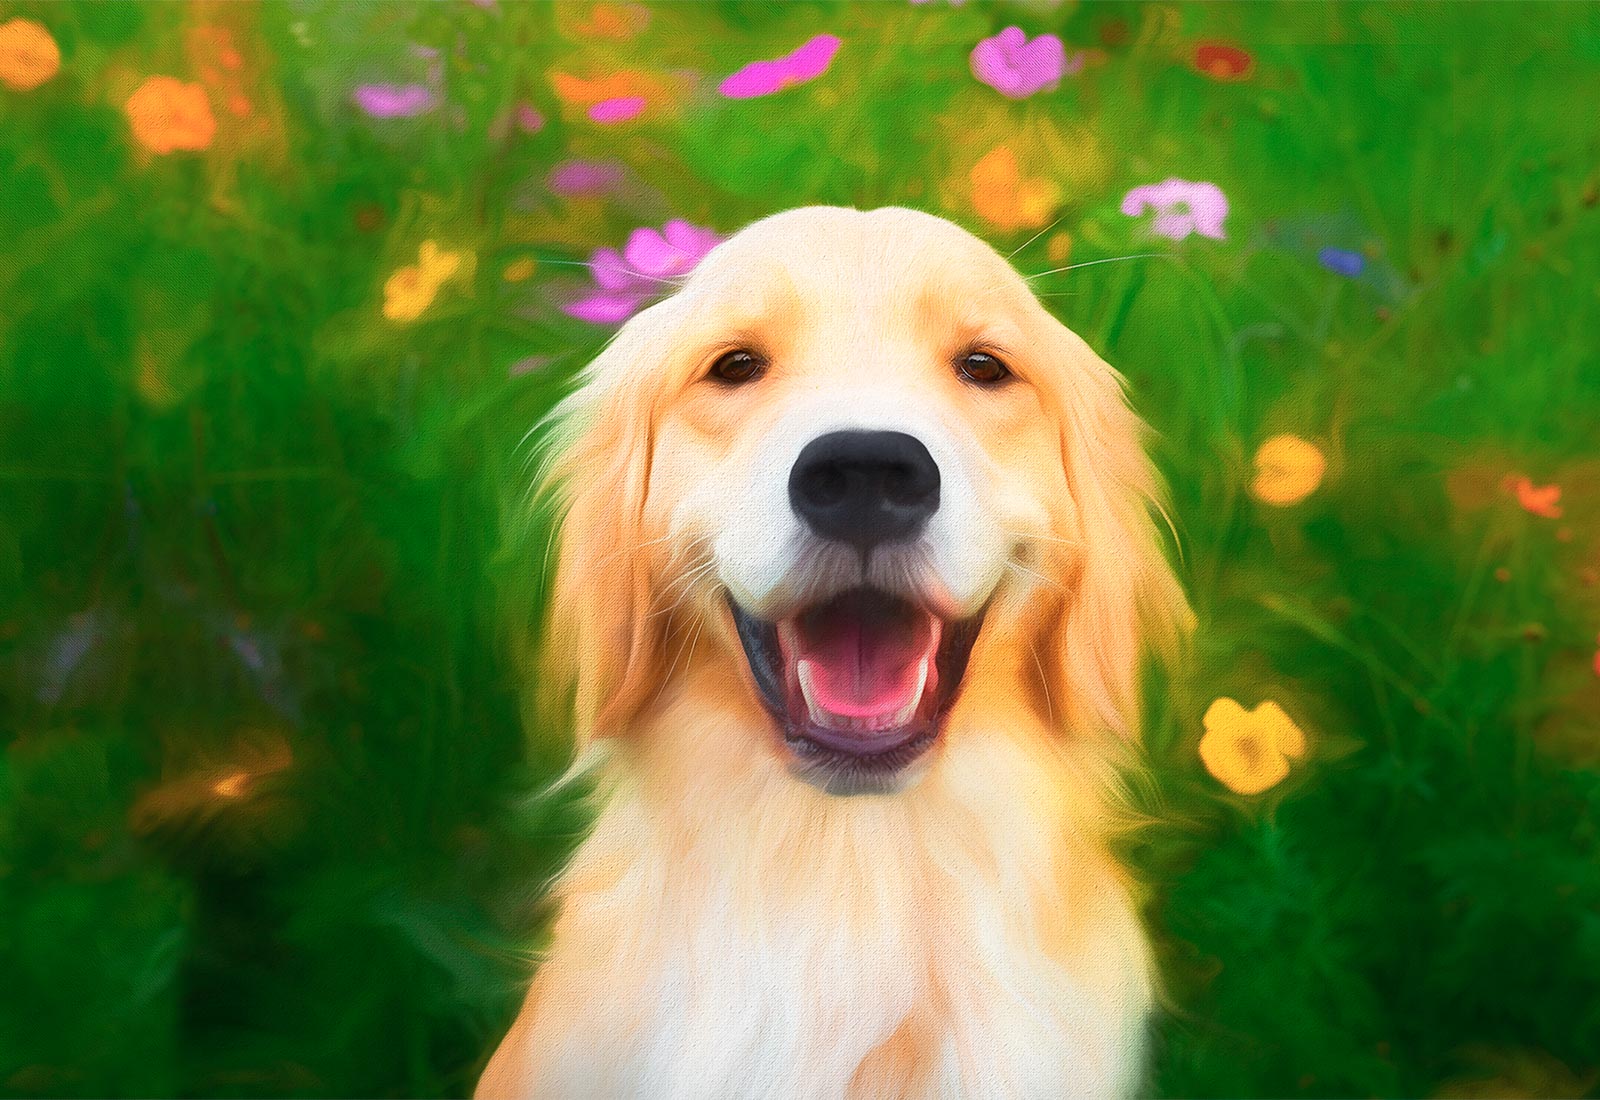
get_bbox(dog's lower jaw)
[477,724,1153,1100]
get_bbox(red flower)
[1500,474,1564,519]
[1195,40,1253,81]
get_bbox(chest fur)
[494,787,1153,1100]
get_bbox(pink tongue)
[796,608,939,719]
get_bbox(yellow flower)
[1199,697,1308,795]
[416,240,461,283]
[970,144,1061,233]
[0,18,60,91]
[126,76,217,154]
[1251,434,1326,506]
[502,257,537,283]
[383,240,467,323]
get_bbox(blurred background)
[3,1,1599,1096]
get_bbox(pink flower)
[719,34,841,99]
[970,27,1073,99]
[353,83,436,118]
[563,220,720,324]
[1120,178,1229,240]
[589,95,646,123]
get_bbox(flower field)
[2,2,1599,1096]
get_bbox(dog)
[478,206,1189,1099]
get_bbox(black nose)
[788,430,941,550]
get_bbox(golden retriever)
[478,206,1189,1099]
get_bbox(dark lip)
[727,588,986,792]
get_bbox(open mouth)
[729,587,984,787]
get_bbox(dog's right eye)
[708,349,766,385]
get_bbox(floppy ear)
[533,303,677,750]
[1036,319,1192,741]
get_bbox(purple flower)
[563,220,720,325]
[970,27,1067,99]
[1120,178,1229,240]
[719,34,841,99]
[353,82,437,118]
[516,103,545,132]
[549,159,627,197]
[1317,246,1365,277]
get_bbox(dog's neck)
[502,677,1155,1098]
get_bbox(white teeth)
[777,619,802,660]
[795,656,931,734]
[796,659,828,728]
[895,656,931,727]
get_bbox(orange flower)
[0,18,60,91]
[1501,474,1563,518]
[970,145,1061,232]
[126,76,217,153]
[575,3,650,39]
[1251,434,1325,506]
[548,69,659,108]
[1200,698,1308,795]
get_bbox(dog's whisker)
[649,576,712,620]
[535,257,691,289]
[599,531,711,571]
[1008,560,1066,592]
[664,555,717,591]
[647,559,718,621]
[1024,252,1170,282]
[1006,529,1084,549]
[1005,209,1074,260]
[653,610,706,704]
[663,532,715,564]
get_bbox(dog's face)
[540,207,1185,795]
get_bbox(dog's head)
[534,207,1187,796]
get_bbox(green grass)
[2,2,1599,1096]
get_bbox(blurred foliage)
[1,1,1598,1096]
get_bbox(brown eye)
[958,351,1012,386]
[708,349,765,385]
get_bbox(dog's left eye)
[957,351,1012,386]
[708,349,766,385]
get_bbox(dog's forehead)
[687,207,1031,322]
